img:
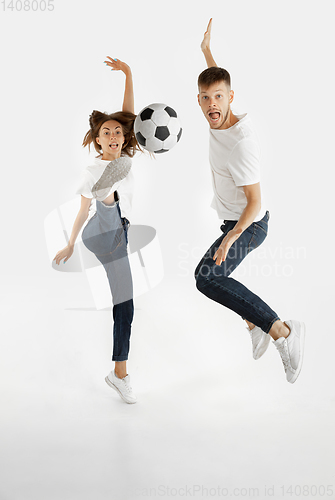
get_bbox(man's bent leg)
[195,222,280,334]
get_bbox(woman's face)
[96,120,125,160]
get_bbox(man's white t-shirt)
[76,157,134,225]
[209,113,264,222]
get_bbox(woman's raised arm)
[104,57,134,114]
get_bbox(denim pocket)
[254,220,268,235]
[247,222,268,253]
[254,211,269,235]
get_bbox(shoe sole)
[288,321,306,384]
[105,376,136,404]
[92,158,132,198]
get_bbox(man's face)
[197,81,234,129]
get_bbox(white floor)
[1,272,334,500]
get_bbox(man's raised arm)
[201,18,217,68]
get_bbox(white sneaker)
[247,325,271,360]
[105,370,137,404]
[92,157,132,200]
[273,320,305,383]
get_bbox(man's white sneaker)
[247,325,271,360]
[273,320,305,383]
[105,370,137,404]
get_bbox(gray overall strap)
[92,156,132,201]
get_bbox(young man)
[194,19,305,383]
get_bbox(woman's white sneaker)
[273,320,305,383]
[105,370,137,404]
[247,325,271,360]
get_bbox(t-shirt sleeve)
[227,138,261,187]
[76,170,94,198]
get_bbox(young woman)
[53,57,141,403]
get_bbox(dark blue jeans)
[81,199,133,361]
[195,211,280,334]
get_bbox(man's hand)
[201,18,212,53]
[213,228,243,266]
[200,18,217,68]
[104,56,131,76]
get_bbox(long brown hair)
[82,110,141,157]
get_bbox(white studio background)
[0,1,334,499]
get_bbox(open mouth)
[208,111,221,123]
[109,143,119,150]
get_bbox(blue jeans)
[81,199,133,361]
[194,211,280,334]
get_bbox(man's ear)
[197,94,201,106]
[229,90,234,104]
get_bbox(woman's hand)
[104,56,131,76]
[105,56,134,113]
[213,228,243,266]
[201,18,213,53]
[53,244,74,265]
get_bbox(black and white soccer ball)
[134,103,182,154]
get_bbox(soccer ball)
[134,103,182,154]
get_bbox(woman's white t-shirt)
[76,157,134,224]
[209,113,264,222]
